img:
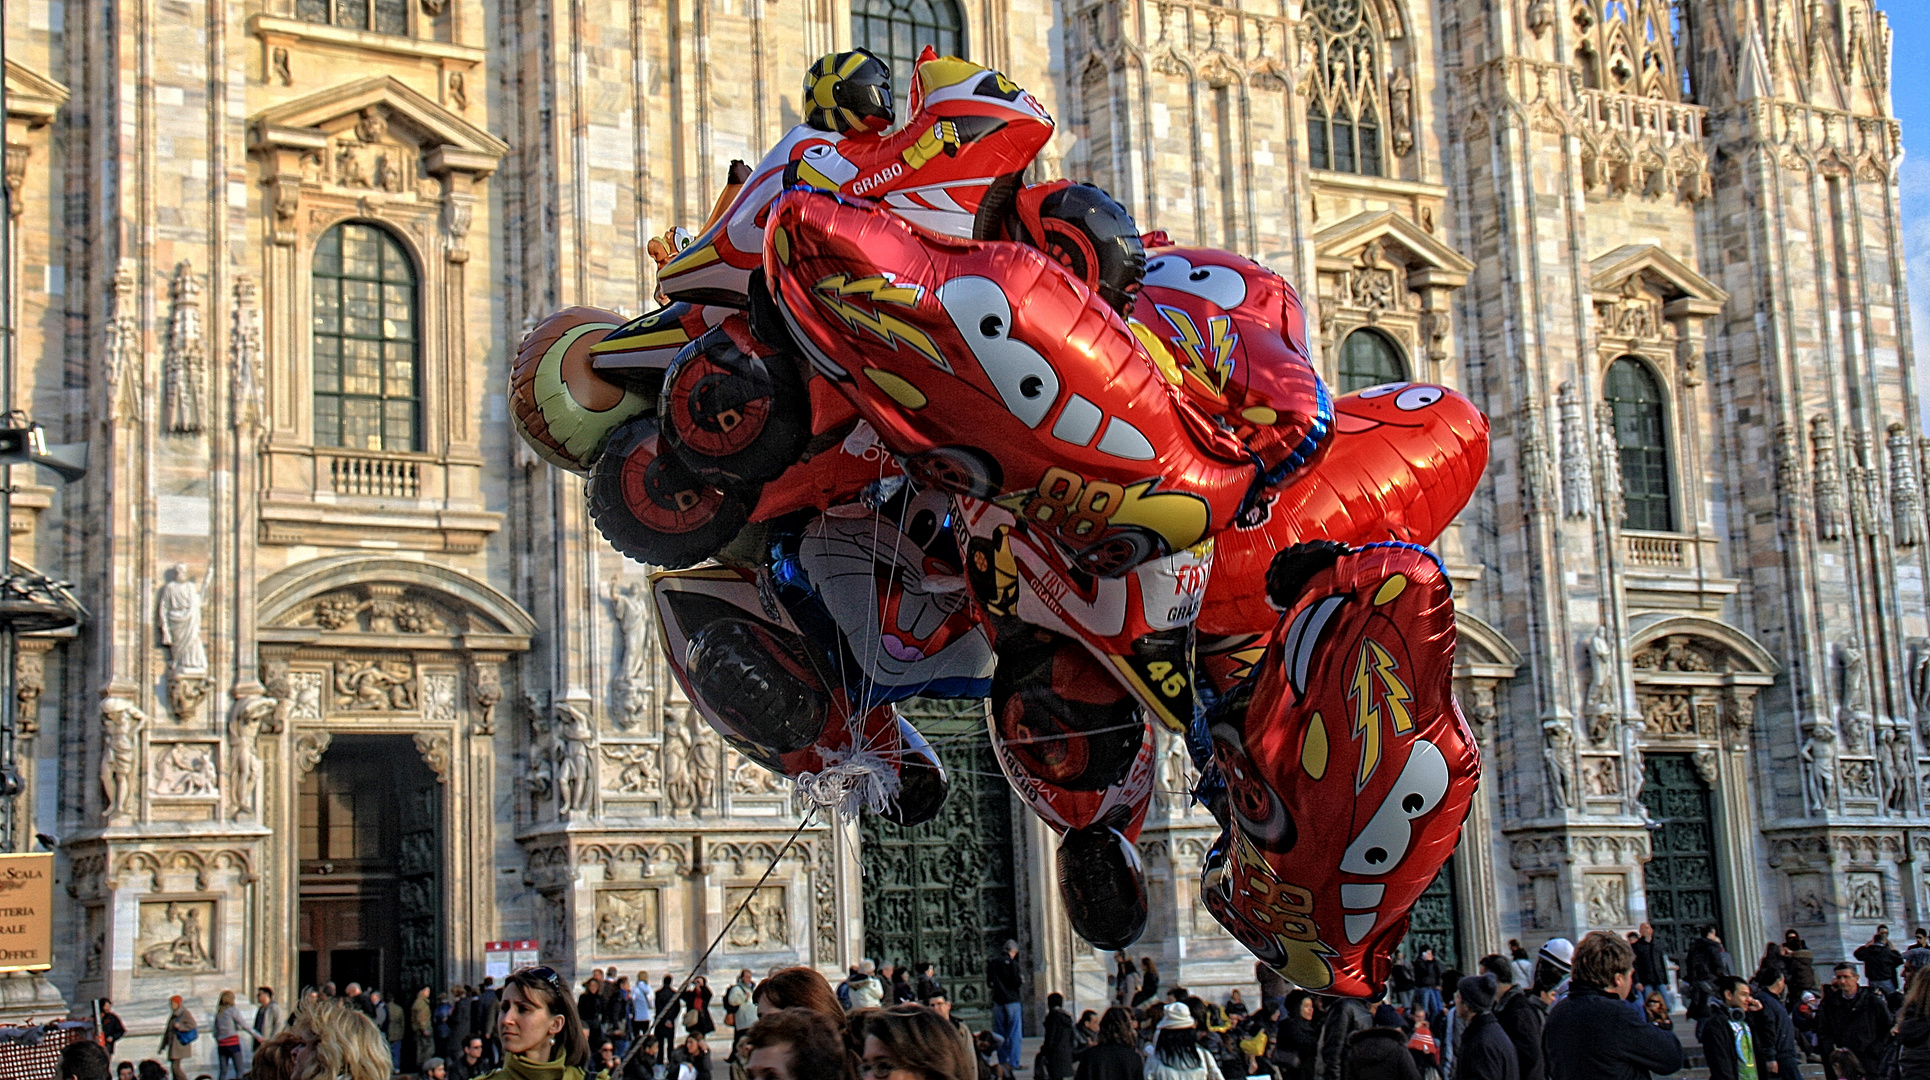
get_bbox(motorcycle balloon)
[1056,822,1150,950]
[1200,543,1478,998]
[1197,383,1490,642]
[661,315,813,484]
[990,628,1147,797]
[588,416,753,569]
[509,307,652,475]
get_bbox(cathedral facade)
[1,0,1920,1055]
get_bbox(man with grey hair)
[988,940,1023,1077]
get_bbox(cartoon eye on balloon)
[1142,255,1248,310]
[1355,382,1409,399]
[1394,386,1445,412]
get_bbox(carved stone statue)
[227,695,276,820]
[1543,720,1576,811]
[1841,637,1872,740]
[665,707,697,812]
[1881,721,1913,813]
[609,581,653,731]
[1584,625,1618,746]
[1159,727,1197,812]
[153,742,219,797]
[1911,645,1930,743]
[100,697,149,822]
[1621,721,1648,820]
[1801,720,1840,812]
[523,693,555,801]
[692,721,719,810]
[158,565,208,721]
[555,703,595,815]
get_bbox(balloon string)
[622,807,817,1068]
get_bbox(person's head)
[1478,954,1513,986]
[926,991,951,1019]
[618,976,631,992]
[1077,1010,1097,1029]
[1571,931,1635,996]
[283,998,392,1080]
[639,971,650,985]
[422,1058,447,1080]
[169,995,183,1010]
[1835,962,1862,995]
[1714,975,1755,1013]
[1625,932,1639,945]
[1879,925,1891,940]
[1285,990,1314,1022]
[114,1063,134,1080]
[501,966,591,1067]
[218,990,236,1009]
[1420,946,1435,961]
[369,990,383,1004]
[1644,991,1667,1016]
[463,1037,484,1062]
[138,1063,169,1080]
[1454,976,1496,1020]
[741,969,756,984]
[600,1043,619,1066]
[1098,1006,1136,1047]
[1639,922,1654,940]
[322,982,337,997]
[1705,925,1723,942]
[1906,968,1930,1018]
[664,976,675,988]
[685,1033,707,1056]
[258,987,274,1005]
[1141,956,1157,974]
[857,960,875,977]
[1227,990,1243,1004]
[59,1040,112,1080]
[1046,993,1064,1011]
[417,987,429,1000]
[1755,969,1788,998]
[1786,930,1807,949]
[1508,939,1526,959]
[746,1007,848,1080]
[345,982,363,997]
[755,966,845,1026]
[1004,940,1019,958]
[1152,1003,1200,1067]
[861,1005,972,1080]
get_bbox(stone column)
[1713,690,1766,963]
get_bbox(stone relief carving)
[1847,872,1885,921]
[157,565,208,721]
[728,749,782,796]
[596,889,661,955]
[269,46,291,87]
[1802,721,1839,812]
[1640,692,1694,736]
[1543,720,1576,811]
[137,900,215,973]
[1584,625,1617,745]
[1812,415,1848,540]
[1848,431,1881,537]
[412,731,451,782]
[1691,748,1718,785]
[152,742,219,797]
[1581,756,1621,797]
[470,660,502,736]
[1558,383,1593,520]
[288,671,324,722]
[812,842,837,963]
[162,260,206,434]
[1890,422,1925,547]
[14,648,43,735]
[1584,874,1627,927]
[1842,759,1878,801]
[100,697,149,822]
[609,581,654,731]
[334,658,416,711]
[302,105,416,194]
[226,695,276,821]
[104,262,140,419]
[555,703,596,815]
[1519,400,1554,515]
[1631,636,1713,672]
[1788,873,1826,924]
[1461,680,1498,745]
[602,744,662,795]
[724,886,789,949]
[423,673,459,727]
[293,731,332,778]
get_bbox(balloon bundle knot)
[792,746,902,821]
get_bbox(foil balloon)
[510,307,653,475]
[651,565,949,825]
[1201,542,1478,997]
[1197,382,1490,642]
[765,185,1257,577]
[988,625,1156,949]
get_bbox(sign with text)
[0,853,53,972]
[484,939,540,982]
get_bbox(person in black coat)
[1893,968,1930,1080]
[1542,932,1684,1080]
[1630,924,1670,1005]
[1684,927,1732,1021]
[1480,956,1544,1080]
[1318,996,1373,1080]
[1340,1028,1419,1080]
[1037,994,1077,1080]
[1275,994,1319,1080]
[1074,1007,1145,1080]
[1748,970,1804,1080]
[1857,926,1906,993]
[1696,976,1762,1080]
[1820,961,1895,1075]
[1412,948,1445,1015]
[1453,976,1518,1080]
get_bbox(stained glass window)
[313,223,420,452]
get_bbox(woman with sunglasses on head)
[478,967,594,1080]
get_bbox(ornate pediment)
[255,555,535,650]
[1589,244,1727,313]
[5,60,69,129]
[252,76,506,169]
[1314,209,1475,283]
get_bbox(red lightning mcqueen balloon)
[1202,543,1478,998]
[765,187,1259,577]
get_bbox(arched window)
[296,0,408,36]
[313,222,421,452]
[1337,328,1407,393]
[1605,357,1673,531]
[852,0,965,108]
[1303,0,1385,176]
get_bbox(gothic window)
[1303,0,1386,176]
[296,0,409,36]
[1337,328,1407,392]
[312,223,422,453]
[1571,1,1687,101]
[851,0,964,106]
[1605,357,1674,531]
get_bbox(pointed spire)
[1738,6,1775,102]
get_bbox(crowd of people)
[61,919,1930,1080]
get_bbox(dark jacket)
[989,955,1023,1005]
[1696,1009,1758,1080]
[1413,959,1444,990]
[1257,964,1289,1004]
[1318,998,1374,1080]
[450,1053,492,1080]
[451,995,475,1045]
[1783,949,1819,1000]
[1492,987,1546,1080]
[1747,991,1802,1080]
[1342,1029,1420,1080]
[1542,984,1684,1080]
[1276,1012,1319,1080]
[1630,939,1668,988]
[1074,1044,1145,1080]
[1896,1008,1930,1080]
[670,1045,713,1080]
[1039,1006,1076,1080]
[1856,941,1905,985]
[1684,938,1730,1018]
[1820,985,1894,1069]
[1454,1013,1519,1080]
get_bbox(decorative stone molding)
[1558,383,1593,520]
[293,731,332,778]
[1313,210,1473,373]
[3,60,69,221]
[1813,416,1848,540]
[163,261,208,435]
[1589,245,1727,388]
[414,729,452,782]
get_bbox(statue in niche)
[609,581,654,731]
[158,565,207,721]
[1584,625,1618,746]
[555,704,596,814]
[100,697,149,822]
[1621,721,1649,821]
[1802,720,1840,812]
[227,695,276,820]
[1543,720,1576,811]
[664,707,697,812]
[1841,637,1873,749]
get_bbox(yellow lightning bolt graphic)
[812,274,949,371]
[1207,315,1238,391]
[1157,303,1209,371]
[1349,638,1414,791]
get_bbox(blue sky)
[1888,1,1930,424]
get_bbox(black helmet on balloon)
[803,49,895,134]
